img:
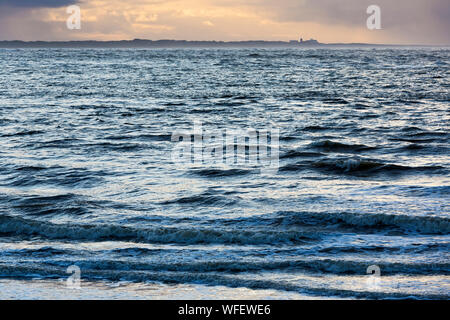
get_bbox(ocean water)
[0,48,449,300]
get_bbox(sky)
[0,0,449,44]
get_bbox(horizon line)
[1,39,449,47]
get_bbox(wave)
[308,140,376,152]
[31,138,82,149]
[280,158,446,176]
[103,133,172,142]
[280,150,324,159]
[317,159,446,175]
[190,167,254,178]
[11,194,91,217]
[399,143,426,151]
[0,215,315,245]
[390,137,445,144]
[1,130,44,137]
[0,263,447,300]
[3,254,446,277]
[136,133,173,142]
[277,211,450,234]
[315,159,405,173]
[404,131,448,138]
[1,167,105,188]
[398,185,450,198]
[302,125,329,132]
[322,98,349,104]
[67,258,450,276]
[161,194,238,206]
[83,142,146,152]
[1,207,448,250]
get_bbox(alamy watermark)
[366,265,381,291]
[66,5,81,30]
[367,5,382,30]
[171,121,279,175]
[66,265,81,289]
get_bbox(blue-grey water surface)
[0,48,449,299]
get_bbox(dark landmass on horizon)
[0,39,447,48]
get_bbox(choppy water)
[0,48,449,299]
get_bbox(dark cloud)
[0,0,78,8]
[0,0,80,41]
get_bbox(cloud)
[0,0,81,40]
[213,0,449,27]
[0,0,79,8]
[212,0,450,44]
[0,0,448,44]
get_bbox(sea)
[0,48,448,299]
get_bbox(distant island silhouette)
[0,39,443,48]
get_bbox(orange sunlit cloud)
[0,0,448,44]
